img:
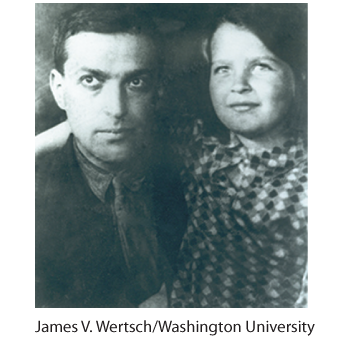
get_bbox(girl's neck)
[233,124,292,152]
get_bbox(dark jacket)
[35,135,187,308]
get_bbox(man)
[36,4,186,308]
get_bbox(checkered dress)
[170,119,308,308]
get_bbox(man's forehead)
[64,31,158,71]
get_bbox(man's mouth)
[98,128,134,140]
[101,128,133,134]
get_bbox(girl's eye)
[213,66,230,75]
[252,63,273,74]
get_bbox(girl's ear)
[301,72,307,82]
[50,69,66,110]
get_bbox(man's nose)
[230,70,251,94]
[103,83,127,119]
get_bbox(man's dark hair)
[53,4,162,74]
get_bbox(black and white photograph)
[2,1,350,337]
[35,3,308,309]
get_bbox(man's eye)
[128,77,151,91]
[81,76,100,88]
[130,78,144,88]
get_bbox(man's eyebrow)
[123,68,157,78]
[78,67,110,79]
[77,67,157,78]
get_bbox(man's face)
[209,23,295,140]
[51,32,158,170]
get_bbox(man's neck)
[73,137,150,181]
[74,139,128,174]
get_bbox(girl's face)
[209,23,295,141]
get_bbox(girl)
[170,4,308,308]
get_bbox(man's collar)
[73,140,114,203]
[73,139,147,203]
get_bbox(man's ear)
[202,37,210,63]
[50,69,66,110]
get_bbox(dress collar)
[193,119,307,179]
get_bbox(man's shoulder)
[35,135,76,196]
[36,140,68,177]
[36,144,63,170]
